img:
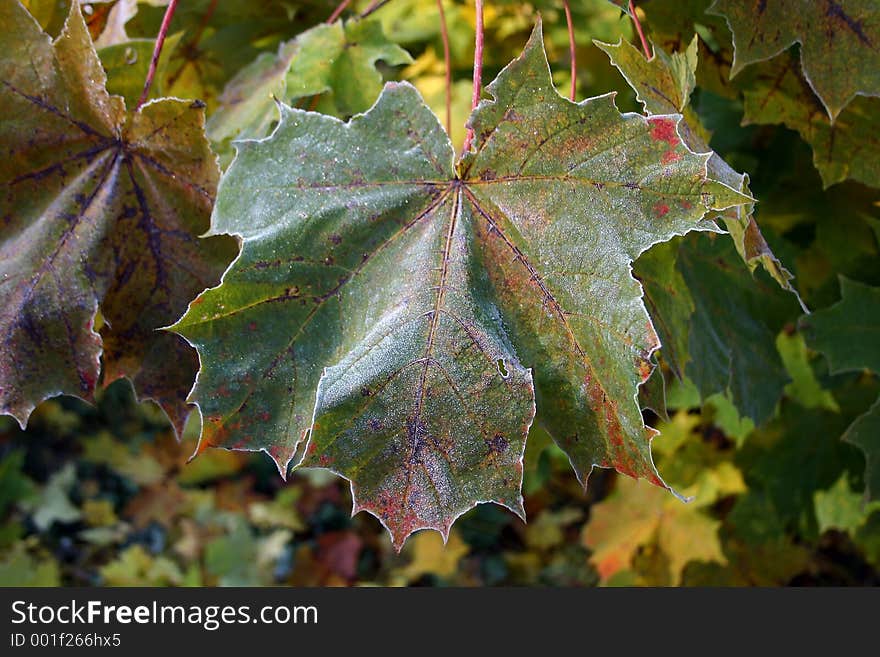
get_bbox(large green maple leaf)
[174,23,749,547]
[0,2,236,435]
[709,0,880,121]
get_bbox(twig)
[462,0,484,153]
[437,0,452,135]
[359,0,392,18]
[327,0,352,23]
[563,0,576,101]
[136,0,179,110]
[628,0,652,59]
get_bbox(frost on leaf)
[709,0,880,121]
[0,2,236,435]
[173,22,749,548]
[596,36,804,304]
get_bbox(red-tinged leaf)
[173,22,750,548]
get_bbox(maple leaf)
[173,22,749,548]
[800,276,880,374]
[582,408,745,584]
[800,277,880,500]
[0,2,236,435]
[737,396,868,535]
[208,18,412,152]
[596,36,804,302]
[709,0,880,121]
[739,52,880,190]
[399,529,469,581]
[842,399,880,501]
[582,476,727,585]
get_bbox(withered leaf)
[0,2,236,435]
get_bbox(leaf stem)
[437,0,452,135]
[563,0,576,101]
[327,0,352,23]
[462,0,484,153]
[136,0,179,111]
[628,0,652,59]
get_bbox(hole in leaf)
[496,358,509,378]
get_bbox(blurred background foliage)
[3,0,879,586]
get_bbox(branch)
[462,0,484,153]
[136,0,179,110]
[628,0,652,59]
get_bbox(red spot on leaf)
[648,117,679,146]
[653,202,670,217]
[680,200,693,210]
[661,149,681,165]
[248,321,258,331]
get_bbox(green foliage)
[175,23,747,546]
[709,0,880,120]
[0,0,879,575]
[208,18,412,159]
[739,53,880,190]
